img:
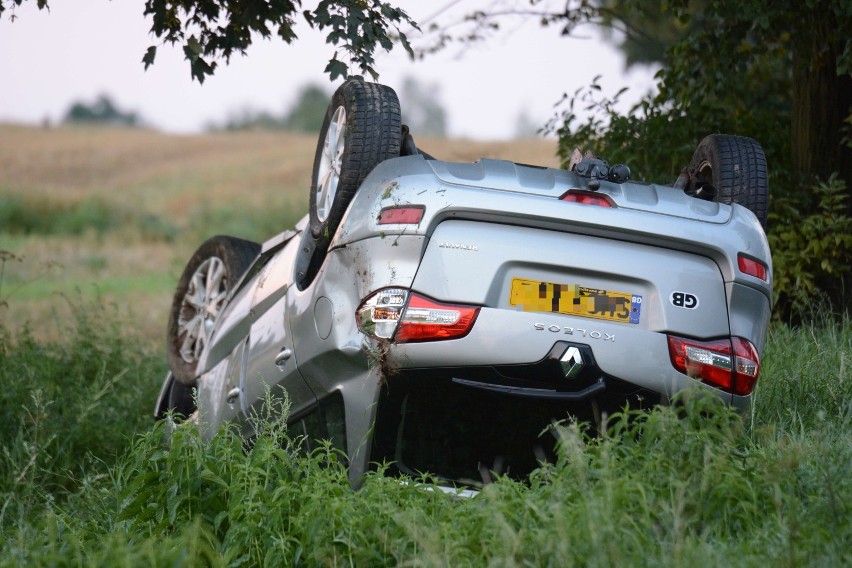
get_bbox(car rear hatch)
[393,218,730,391]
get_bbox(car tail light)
[730,337,760,396]
[737,254,767,281]
[395,294,480,342]
[667,335,760,396]
[357,289,479,343]
[378,206,425,225]
[560,190,614,208]
[357,288,408,339]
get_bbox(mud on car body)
[155,79,772,487]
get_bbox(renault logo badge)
[560,346,584,379]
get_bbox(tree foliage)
[768,175,852,321]
[596,0,706,67]
[1,0,417,82]
[544,0,852,321]
[211,83,329,132]
[281,83,330,132]
[660,0,851,185]
[63,94,140,127]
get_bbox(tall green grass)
[0,297,167,534]
[187,198,306,244]
[0,308,849,566]
[0,194,307,245]
[0,194,179,242]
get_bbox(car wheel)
[167,235,260,386]
[309,79,402,244]
[687,134,769,229]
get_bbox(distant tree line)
[210,84,330,133]
[213,78,448,137]
[59,78,451,139]
[63,94,140,126]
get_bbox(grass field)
[0,124,849,566]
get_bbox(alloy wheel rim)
[177,257,228,363]
[316,105,346,223]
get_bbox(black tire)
[154,374,196,421]
[167,235,260,386]
[687,134,769,228]
[309,80,402,244]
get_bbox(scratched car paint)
[156,79,773,487]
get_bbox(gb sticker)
[670,291,699,309]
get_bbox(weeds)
[187,199,306,244]
[0,251,20,310]
[0,195,180,242]
[0,313,849,565]
[0,193,307,250]
[0,294,166,535]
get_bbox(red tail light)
[730,337,760,396]
[737,254,768,281]
[357,289,479,343]
[667,335,760,396]
[395,293,479,343]
[378,206,425,225]
[560,190,614,208]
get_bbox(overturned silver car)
[155,79,772,487]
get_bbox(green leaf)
[187,35,202,56]
[142,45,157,70]
[189,56,214,83]
[324,55,348,81]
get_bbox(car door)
[240,236,317,425]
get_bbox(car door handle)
[226,386,241,404]
[275,348,292,371]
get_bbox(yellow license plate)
[509,278,641,324]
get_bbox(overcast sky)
[0,0,657,140]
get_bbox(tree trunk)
[790,21,852,199]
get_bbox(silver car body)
[159,154,773,485]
